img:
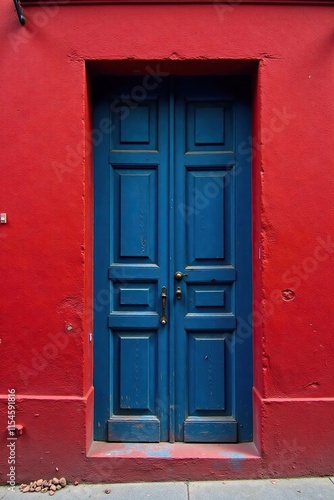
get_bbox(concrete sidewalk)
[1,477,334,500]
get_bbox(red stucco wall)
[1,0,334,483]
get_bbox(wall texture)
[0,0,333,484]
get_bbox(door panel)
[174,79,241,442]
[94,76,252,444]
[185,171,228,263]
[116,170,157,260]
[103,79,169,442]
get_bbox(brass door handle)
[174,271,188,281]
[160,286,167,325]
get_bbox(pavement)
[0,478,334,500]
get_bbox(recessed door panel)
[188,335,226,413]
[115,169,157,262]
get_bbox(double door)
[94,76,252,443]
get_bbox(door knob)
[174,271,188,281]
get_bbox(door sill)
[88,440,259,459]
[87,441,261,482]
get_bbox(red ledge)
[20,0,334,6]
[88,441,260,460]
[86,441,262,481]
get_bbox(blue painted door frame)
[93,76,252,443]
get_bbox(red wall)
[1,0,334,483]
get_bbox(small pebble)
[74,481,79,486]
[105,488,111,494]
[20,476,67,494]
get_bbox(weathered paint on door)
[94,76,252,443]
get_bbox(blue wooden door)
[94,76,252,443]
